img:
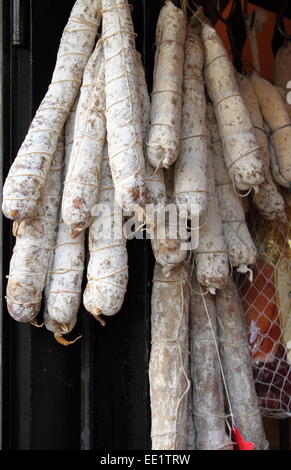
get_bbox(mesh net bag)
[238,206,291,418]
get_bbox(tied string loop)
[5,295,41,306]
[63,27,98,35]
[183,214,208,233]
[88,265,128,292]
[89,243,125,254]
[102,5,140,172]
[270,123,291,136]
[101,30,137,45]
[214,93,241,109]
[204,53,229,69]
[224,147,263,195]
[183,74,204,84]
[194,249,227,255]
[232,181,252,198]
[180,133,208,141]
[47,289,82,295]
[151,89,183,98]
[227,146,262,171]
[154,38,185,49]
[68,16,100,28]
[254,125,268,136]
[63,49,105,190]
[153,155,164,173]
[101,3,133,15]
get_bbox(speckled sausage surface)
[2,0,102,221]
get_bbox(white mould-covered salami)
[268,137,288,188]
[237,73,285,221]
[149,262,190,450]
[207,102,257,273]
[62,40,106,233]
[137,52,166,211]
[44,100,85,340]
[43,219,84,338]
[6,137,64,322]
[202,22,264,192]
[145,162,166,214]
[189,274,233,450]
[102,0,147,213]
[83,144,128,322]
[251,72,291,186]
[151,229,187,277]
[194,145,229,293]
[2,0,101,221]
[147,1,186,169]
[174,16,208,221]
[151,165,187,276]
[215,280,269,450]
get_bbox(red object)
[232,428,255,450]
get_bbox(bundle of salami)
[3,0,291,450]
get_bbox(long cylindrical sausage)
[7,136,64,322]
[44,97,85,340]
[215,280,269,450]
[2,0,101,221]
[146,1,186,169]
[149,262,190,450]
[202,22,264,192]
[174,16,208,221]
[189,275,233,450]
[83,144,128,323]
[102,0,148,213]
[62,40,106,233]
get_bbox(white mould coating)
[151,165,187,276]
[147,1,186,169]
[102,0,147,213]
[44,98,85,336]
[2,0,101,222]
[251,72,291,186]
[174,17,208,221]
[140,46,186,275]
[6,137,64,322]
[269,138,289,187]
[137,52,166,210]
[83,144,128,320]
[62,40,106,233]
[207,102,257,269]
[149,262,190,450]
[202,23,264,192]
[237,74,285,221]
[194,144,229,291]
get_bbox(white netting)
[238,206,291,418]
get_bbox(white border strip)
[0,0,3,449]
